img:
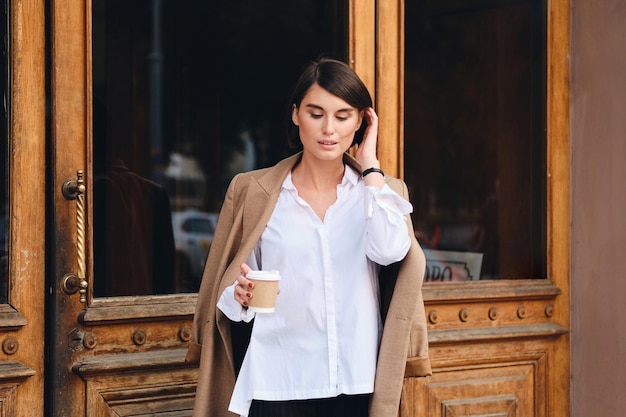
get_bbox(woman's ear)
[356,109,365,132]
[291,104,300,126]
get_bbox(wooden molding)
[428,322,567,344]
[0,361,36,383]
[81,293,197,325]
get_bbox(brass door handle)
[62,170,88,302]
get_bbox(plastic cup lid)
[246,270,281,281]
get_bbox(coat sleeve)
[394,179,431,376]
[370,177,432,417]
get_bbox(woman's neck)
[292,153,345,192]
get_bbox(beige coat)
[186,152,431,417]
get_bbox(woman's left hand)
[355,107,380,169]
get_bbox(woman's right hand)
[234,263,253,307]
[355,107,380,169]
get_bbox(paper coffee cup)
[247,270,280,313]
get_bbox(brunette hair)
[286,58,373,149]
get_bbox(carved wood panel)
[401,337,558,417]
[78,350,197,417]
[0,385,18,416]
[0,361,36,417]
[410,363,536,416]
[88,380,195,416]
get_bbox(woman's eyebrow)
[304,103,355,113]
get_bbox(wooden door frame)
[545,1,571,411]
[1,1,46,416]
[348,0,405,179]
[48,0,90,412]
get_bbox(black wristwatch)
[362,167,385,178]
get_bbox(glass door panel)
[404,0,547,282]
[92,0,347,296]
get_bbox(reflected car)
[171,210,218,291]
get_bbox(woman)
[186,58,431,417]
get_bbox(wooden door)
[0,1,46,416]
[46,0,352,415]
[394,0,571,416]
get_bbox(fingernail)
[248,283,254,288]
[243,301,248,306]
[246,292,252,298]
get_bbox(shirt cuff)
[365,184,413,221]
[217,280,255,323]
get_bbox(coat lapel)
[241,153,301,241]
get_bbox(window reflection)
[92,0,346,296]
[405,0,547,282]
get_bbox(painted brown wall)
[570,1,626,416]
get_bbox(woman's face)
[292,83,363,162]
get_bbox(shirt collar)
[343,165,360,186]
[283,172,296,191]
[283,165,360,191]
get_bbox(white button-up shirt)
[217,166,412,417]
